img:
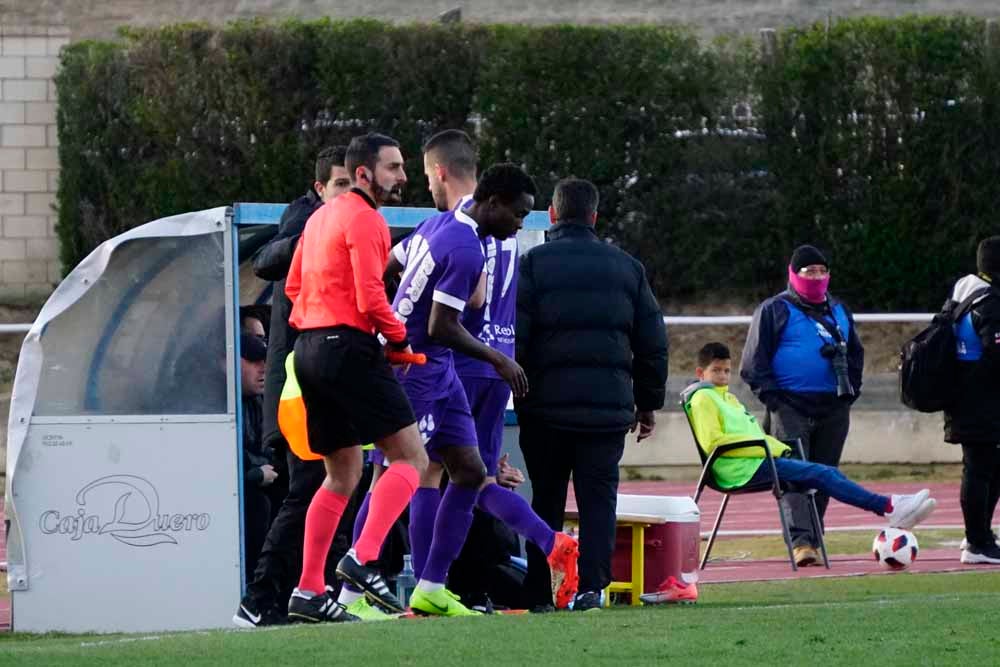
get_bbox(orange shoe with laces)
[547,532,580,609]
[639,576,698,605]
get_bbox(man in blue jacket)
[944,237,1000,564]
[740,245,864,566]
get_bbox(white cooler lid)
[615,494,700,523]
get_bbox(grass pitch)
[1,572,997,666]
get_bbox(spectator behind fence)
[740,244,864,567]
[944,237,1000,564]
[514,177,668,612]
[240,331,276,584]
[235,146,357,627]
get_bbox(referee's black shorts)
[293,326,416,455]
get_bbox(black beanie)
[977,236,1000,278]
[790,245,828,272]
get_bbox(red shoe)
[639,576,698,605]
[547,532,580,609]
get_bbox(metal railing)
[662,313,932,325]
[0,313,934,336]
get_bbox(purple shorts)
[369,372,479,469]
[368,448,386,467]
[460,376,511,477]
[370,373,478,466]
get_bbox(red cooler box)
[610,495,701,591]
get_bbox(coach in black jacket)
[515,178,668,612]
[235,146,351,626]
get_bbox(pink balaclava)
[787,244,829,304]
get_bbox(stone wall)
[0,26,64,301]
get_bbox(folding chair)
[681,385,830,571]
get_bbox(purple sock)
[343,492,372,593]
[352,492,372,543]
[420,483,477,584]
[478,482,556,554]
[409,487,441,580]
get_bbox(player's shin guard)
[298,487,349,594]
[419,483,477,584]
[409,487,441,580]
[353,463,419,564]
[352,492,372,543]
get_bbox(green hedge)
[56,17,1000,310]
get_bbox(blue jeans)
[748,456,889,514]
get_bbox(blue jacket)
[944,274,1000,444]
[740,289,864,418]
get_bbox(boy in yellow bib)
[685,343,937,545]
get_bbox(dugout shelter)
[4,203,547,633]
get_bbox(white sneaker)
[960,542,1000,564]
[886,490,936,529]
[960,531,998,551]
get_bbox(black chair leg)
[775,491,798,572]
[700,494,729,569]
[808,492,831,569]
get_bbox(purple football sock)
[352,492,372,543]
[343,492,372,593]
[420,483,477,584]
[408,487,441,580]
[478,482,556,554]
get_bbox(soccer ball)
[872,528,919,570]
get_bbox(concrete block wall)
[0,26,66,302]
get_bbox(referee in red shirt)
[284,133,428,623]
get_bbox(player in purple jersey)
[385,132,580,614]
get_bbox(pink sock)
[354,463,419,563]
[298,486,349,594]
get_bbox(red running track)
[0,481,992,631]
[608,481,1000,583]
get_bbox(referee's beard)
[372,180,404,206]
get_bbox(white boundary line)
[708,523,965,538]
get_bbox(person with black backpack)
[942,237,1000,564]
[740,245,864,567]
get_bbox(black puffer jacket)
[514,221,668,432]
[252,189,323,449]
[242,395,273,487]
[944,275,1000,444]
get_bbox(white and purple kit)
[388,199,484,461]
[453,232,518,476]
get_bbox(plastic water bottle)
[396,554,417,607]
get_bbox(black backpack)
[899,287,990,412]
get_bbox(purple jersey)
[454,235,518,380]
[391,202,485,399]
